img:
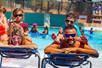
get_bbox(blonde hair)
[0,7,6,13]
[12,8,24,21]
[9,29,24,45]
[13,8,24,16]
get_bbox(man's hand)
[64,48,78,54]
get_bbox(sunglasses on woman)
[65,20,74,24]
[14,14,23,17]
[65,34,76,38]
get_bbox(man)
[45,25,99,58]
[65,13,81,37]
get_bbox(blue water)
[84,31,102,52]
[29,27,59,50]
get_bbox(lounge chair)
[41,54,92,68]
[0,46,40,68]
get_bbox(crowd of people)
[0,7,99,59]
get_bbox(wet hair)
[66,13,76,19]
[13,8,24,16]
[30,27,38,32]
[9,29,24,45]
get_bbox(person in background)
[42,26,49,34]
[89,28,94,35]
[52,27,64,43]
[79,27,84,35]
[44,25,99,58]
[0,6,8,45]
[30,23,39,33]
[8,8,24,36]
[88,28,94,39]
[57,27,63,35]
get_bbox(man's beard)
[66,39,75,46]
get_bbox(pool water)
[84,31,102,52]
[29,27,59,56]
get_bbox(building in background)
[92,1,102,24]
[0,0,102,24]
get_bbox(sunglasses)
[65,34,76,38]
[65,20,74,24]
[14,14,23,17]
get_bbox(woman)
[30,23,38,33]
[42,26,49,34]
[0,7,8,45]
[51,27,64,43]
[8,8,24,36]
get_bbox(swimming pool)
[84,30,102,52]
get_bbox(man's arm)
[44,43,65,54]
[77,44,99,58]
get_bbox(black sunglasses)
[65,34,76,38]
[65,20,74,24]
[14,14,23,17]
